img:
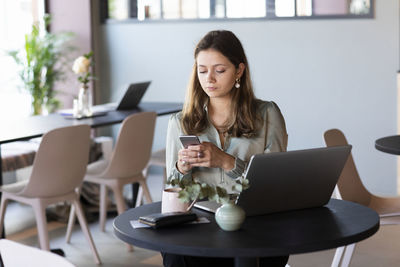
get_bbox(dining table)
[0,101,182,239]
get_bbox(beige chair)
[66,112,156,249]
[0,238,76,267]
[0,125,101,264]
[324,128,400,267]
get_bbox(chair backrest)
[19,125,91,198]
[0,239,76,267]
[324,129,372,206]
[103,111,157,178]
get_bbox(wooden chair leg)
[139,180,153,204]
[66,187,82,243]
[113,186,133,252]
[32,200,50,251]
[72,199,101,265]
[65,204,76,243]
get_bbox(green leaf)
[168,171,250,204]
[7,14,75,115]
[233,184,243,192]
[84,51,93,59]
[178,189,191,203]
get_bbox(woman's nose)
[206,72,215,82]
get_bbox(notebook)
[194,145,352,216]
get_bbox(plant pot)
[215,202,245,231]
[161,188,196,213]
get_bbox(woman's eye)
[216,70,225,74]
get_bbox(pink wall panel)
[47,0,93,109]
[313,0,348,15]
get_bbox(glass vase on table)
[78,85,92,117]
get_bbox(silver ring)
[197,152,201,158]
[182,160,187,165]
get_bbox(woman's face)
[196,49,244,100]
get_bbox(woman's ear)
[237,63,245,78]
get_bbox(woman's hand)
[177,142,235,173]
[177,147,195,174]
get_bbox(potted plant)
[7,14,74,115]
[168,175,250,231]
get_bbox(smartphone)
[179,135,201,148]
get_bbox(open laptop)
[89,81,151,113]
[194,145,352,216]
[115,81,151,110]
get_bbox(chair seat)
[0,180,28,194]
[86,159,109,176]
[85,159,143,183]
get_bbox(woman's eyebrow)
[198,63,227,67]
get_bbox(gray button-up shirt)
[166,100,288,193]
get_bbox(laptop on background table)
[94,81,151,112]
[194,145,352,216]
[115,81,151,110]
[59,81,151,117]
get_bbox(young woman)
[164,30,288,267]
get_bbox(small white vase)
[77,85,92,117]
[215,202,245,231]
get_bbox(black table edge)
[112,199,380,258]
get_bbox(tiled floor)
[3,173,400,266]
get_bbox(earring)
[235,78,240,89]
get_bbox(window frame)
[100,0,374,24]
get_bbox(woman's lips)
[207,87,217,91]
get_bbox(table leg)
[235,257,259,267]
[131,183,139,207]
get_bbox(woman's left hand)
[185,142,235,171]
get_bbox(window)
[103,0,373,22]
[0,0,45,119]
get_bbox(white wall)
[98,1,399,195]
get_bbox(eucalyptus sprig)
[167,174,250,205]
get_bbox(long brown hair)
[182,30,262,138]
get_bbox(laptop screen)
[116,81,151,110]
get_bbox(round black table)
[375,135,400,155]
[113,199,379,267]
